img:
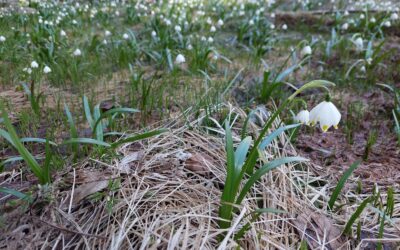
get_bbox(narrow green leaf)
[0,102,46,184]
[62,138,111,147]
[236,157,308,204]
[234,136,252,179]
[111,129,167,148]
[93,104,103,141]
[0,187,33,202]
[218,122,236,229]
[83,95,94,128]
[92,107,139,138]
[20,137,58,146]
[343,197,371,235]
[258,124,300,150]
[328,161,361,210]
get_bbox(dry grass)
[1,104,399,249]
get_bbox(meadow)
[0,0,399,249]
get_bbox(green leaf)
[93,104,103,141]
[0,102,48,184]
[20,137,58,146]
[83,95,94,128]
[236,157,308,204]
[111,129,167,148]
[64,103,78,155]
[0,187,33,202]
[234,136,252,180]
[92,107,139,138]
[343,197,371,235]
[328,161,360,210]
[62,138,111,147]
[258,124,300,150]
[218,122,236,229]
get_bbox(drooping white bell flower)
[0,36,6,42]
[282,24,288,30]
[341,23,349,30]
[105,30,112,37]
[60,30,67,37]
[390,13,398,21]
[294,110,310,124]
[123,33,129,40]
[217,19,224,27]
[73,48,82,57]
[31,61,39,68]
[354,37,363,50]
[175,54,185,64]
[301,45,312,57]
[309,101,341,132]
[384,21,391,27]
[174,25,182,32]
[43,65,51,74]
[210,26,216,32]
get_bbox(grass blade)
[258,124,300,150]
[83,95,94,128]
[218,121,236,229]
[236,157,308,204]
[0,102,48,184]
[328,161,360,210]
[92,107,139,135]
[62,138,111,147]
[111,129,167,148]
[343,197,371,235]
[0,187,33,202]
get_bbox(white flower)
[151,31,157,37]
[309,101,341,132]
[384,21,391,27]
[23,67,32,74]
[175,54,185,64]
[210,26,216,32]
[217,19,224,27]
[73,48,82,56]
[301,45,312,57]
[341,23,349,30]
[249,19,254,26]
[174,25,182,32]
[43,65,51,74]
[0,36,5,42]
[370,17,376,23]
[270,24,275,29]
[354,37,363,50]
[282,24,288,30]
[31,61,39,68]
[60,30,67,37]
[207,37,214,43]
[123,33,129,40]
[390,13,399,20]
[105,30,112,37]
[294,110,310,124]
[360,14,365,19]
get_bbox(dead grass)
[1,103,399,249]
